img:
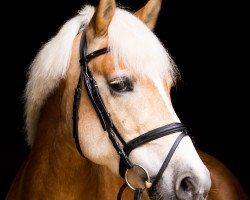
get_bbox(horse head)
[25,0,211,199]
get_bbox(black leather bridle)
[72,31,189,200]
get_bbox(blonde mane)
[25,5,177,146]
[25,6,95,145]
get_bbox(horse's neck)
[8,84,127,200]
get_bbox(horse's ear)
[135,0,162,31]
[90,0,116,36]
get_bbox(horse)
[6,0,248,199]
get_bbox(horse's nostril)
[176,177,197,200]
[180,177,195,194]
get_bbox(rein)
[72,31,189,200]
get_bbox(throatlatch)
[72,31,189,200]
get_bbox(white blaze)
[153,77,180,122]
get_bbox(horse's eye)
[109,77,133,93]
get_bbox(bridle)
[73,31,189,200]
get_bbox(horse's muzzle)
[149,173,211,200]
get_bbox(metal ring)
[125,164,151,191]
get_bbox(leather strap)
[74,32,131,167]
[134,189,143,200]
[149,132,188,194]
[124,123,186,155]
[117,184,143,200]
[117,131,188,200]
[117,183,128,200]
[119,123,187,178]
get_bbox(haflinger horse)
[6,0,248,200]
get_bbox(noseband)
[73,32,189,200]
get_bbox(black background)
[1,0,249,199]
